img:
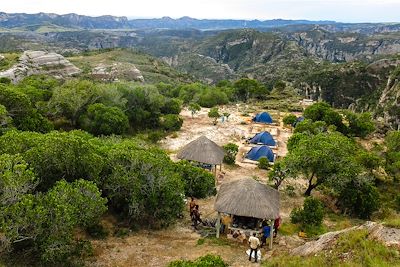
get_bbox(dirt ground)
[89,106,303,267]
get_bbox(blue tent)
[245,146,275,162]
[253,112,273,124]
[293,116,305,127]
[250,131,276,146]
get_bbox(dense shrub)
[160,114,183,131]
[344,111,375,138]
[291,197,324,227]
[385,131,400,181]
[13,109,54,133]
[161,98,182,115]
[338,177,380,219]
[283,114,297,126]
[80,103,129,136]
[258,157,270,170]
[223,143,238,165]
[168,254,228,267]
[0,179,107,264]
[174,161,216,198]
[103,146,185,228]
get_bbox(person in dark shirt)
[260,223,271,248]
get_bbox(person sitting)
[260,222,271,248]
[248,232,260,262]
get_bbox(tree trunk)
[304,173,316,196]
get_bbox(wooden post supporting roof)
[216,212,221,238]
[269,220,274,250]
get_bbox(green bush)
[258,157,270,170]
[161,114,183,131]
[283,114,297,126]
[223,143,238,165]
[291,197,324,227]
[338,178,380,219]
[168,254,228,267]
[80,103,129,136]
[174,161,216,198]
[104,146,185,228]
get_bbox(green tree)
[0,154,37,206]
[104,146,185,228]
[189,102,201,118]
[303,102,346,133]
[208,107,220,125]
[49,80,100,127]
[0,179,106,263]
[290,197,324,227]
[80,103,129,136]
[174,161,216,198]
[337,177,379,219]
[13,109,54,133]
[223,143,238,165]
[233,78,267,101]
[286,132,361,196]
[160,114,183,132]
[385,131,400,180]
[268,160,289,189]
[344,111,375,138]
[161,98,182,115]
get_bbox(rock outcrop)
[291,222,400,256]
[0,50,80,83]
[91,63,144,82]
[377,65,400,129]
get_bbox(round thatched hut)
[214,178,280,247]
[177,136,225,174]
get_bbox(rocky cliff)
[0,50,80,82]
[377,65,400,129]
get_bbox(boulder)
[91,63,144,82]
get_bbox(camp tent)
[249,131,276,146]
[293,116,305,127]
[253,112,273,124]
[214,178,280,247]
[177,135,225,173]
[245,146,274,162]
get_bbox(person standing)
[189,197,196,217]
[274,216,281,238]
[248,232,260,262]
[260,223,271,248]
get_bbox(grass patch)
[196,238,205,245]
[205,236,232,246]
[279,222,299,236]
[0,52,20,71]
[383,217,400,229]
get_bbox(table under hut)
[177,135,225,176]
[214,177,280,248]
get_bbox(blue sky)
[1,0,399,23]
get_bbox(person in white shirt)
[248,232,260,262]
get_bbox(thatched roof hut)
[214,178,280,219]
[177,136,225,165]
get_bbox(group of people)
[189,197,203,228]
[248,216,281,263]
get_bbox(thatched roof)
[177,136,225,165]
[214,178,280,219]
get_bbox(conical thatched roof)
[177,136,225,165]
[215,178,280,219]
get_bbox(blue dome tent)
[245,146,275,162]
[253,112,273,124]
[293,116,305,127]
[250,131,276,146]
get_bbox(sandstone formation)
[91,63,144,82]
[0,50,81,83]
[291,222,400,256]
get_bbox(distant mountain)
[0,12,337,30]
